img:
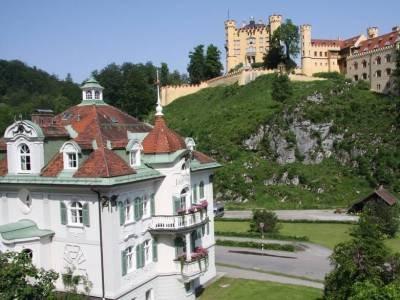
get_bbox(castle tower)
[300,24,312,76]
[367,27,379,39]
[269,14,282,37]
[225,19,237,72]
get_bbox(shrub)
[250,209,280,233]
[271,74,292,102]
[251,62,264,69]
[313,72,345,80]
[216,239,295,252]
[363,200,400,238]
[355,80,370,90]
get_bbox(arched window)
[86,90,92,100]
[376,56,381,65]
[19,144,31,171]
[70,201,83,224]
[386,54,391,63]
[126,246,134,271]
[180,188,189,210]
[199,181,205,199]
[130,149,140,167]
[22,248,33,260]
[353,62,358,70]
[134,197,143,221]
[125,199,132,222]
[362,60,367,68]
[94,90,100,100]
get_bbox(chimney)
[31,109,54,126]
[367,27,379,39]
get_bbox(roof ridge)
[92,105,110,177]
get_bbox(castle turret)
[300,24,313,76]
[269,14,282,36]
[367,27,379,39]
[225,19,238,72]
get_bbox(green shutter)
[150,194,155,216]
[121,250,127,276]
[60,202,67,225]
[193,184,198,203]
[173,196,180,214]
[82,203,90,227]
[141,244,145,267]
[152,239,158,262]
[136,245,141,269]
[134,197,140,221]
[200,181,205,199]
[118,201,125,226]
[140,197,144,219]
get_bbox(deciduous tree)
[204,44,223,79]
[187,45,205,84]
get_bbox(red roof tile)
[311,39,341,47]
[142,116,186,154]
[357,30,399,53]
[193,151,216,164]
[340,35,361,49]
[0,158,7,176]
[74,148,135,178]
[41,153,64,177]
[0,138,6,151]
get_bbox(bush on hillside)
[251,62,264,69]
[363,200,400,238]
[271,73,292,102]
[355,80,370,90]
[250,210,280,233]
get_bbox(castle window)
[354,75,359,81]
[320,51,322,57]
[376,56,382,65]
[362,60,367,68]
[385,54,391,63]
[325,52,328,57]
[377,83,381,90]
[314,51,317,57]
[67,153,77,169]
[61,142,81,170]
[94,90,100,99]
[353,62,358,70]
[86,90,92,100]
[19,144,31,172]
[376,70,382,78]
[144,240,151,265]
[70,201,83,224]
[386,68,392,75]
[362,73,368,80]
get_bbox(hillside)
[164,75,400,209]
[0,60,81,133]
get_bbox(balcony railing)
[149,210,208,232]
[175,256,209,281]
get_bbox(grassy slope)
[215,221,400,251]
[164,75,399,209]
[199,277,322,300]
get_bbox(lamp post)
[259,222,264,252]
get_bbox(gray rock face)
[306,92,324,103]
[243,125,267,150]
[269,133,296,165]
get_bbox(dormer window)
[94,91,100,99]
[86,91,92,100]
[60,141,81,170]
[126,139,143,168]
[19,143,31,171]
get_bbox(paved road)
[223,209,358,222]
[216,265,324,289]
[216,237,332,281]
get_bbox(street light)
[259,222,264,252]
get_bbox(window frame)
[69,201,83,225]
[144,240,151,265]
[86,90,92,100]
[125,199,133,223]
[126,246,135,272]
[18,143,31,173]
[199,181,205,199]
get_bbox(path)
[223,209,358,222]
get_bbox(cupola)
[81,76,104,102]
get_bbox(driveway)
[215,237,333,281]
[223,209,358,222]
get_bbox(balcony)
[246,47,256,56]
[149,210,208,233]
[175,249,209,281]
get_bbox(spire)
[155,70,163,116]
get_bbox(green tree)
[271,73,292,102]
[393,49,400,96]
[263,45,285,69]
[187,45,205,84]
[324,213,400,300]
[363,200,400,238]
[272,19,300,68]
[160,62,170,86]
[204,44,223,80]
[250,210,280,233]
[0,251,58,300]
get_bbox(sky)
[1,0,399,83]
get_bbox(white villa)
[0,77,220,299]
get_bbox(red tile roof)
[193,151,216,164]
[41,153,64,177]
[311,39,341,47]
[0,158,7,176]
[340,35,361,49]
[142,116,186,154]
[0,138,6,151]
[74,148,135,178]
[357,30,399,53]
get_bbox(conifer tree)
[187,45,205,84]
[204,44,223,80]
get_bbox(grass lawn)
[198,277,322,300]
[215,221,400,251]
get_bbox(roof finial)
[155,69,163,116]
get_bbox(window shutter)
[193,184,198,203]
[141,244,145,268]
[136,245,141,269]
[118,201,125,226]
[150,194,155,216]
[60,202,67,225]
[200,181,205,199]
[152,239,158,262]
[121,250,127,276]
[134,198,140,221]
[82,203,90,227]
[140,197,144,219]
[173,196,180,214]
